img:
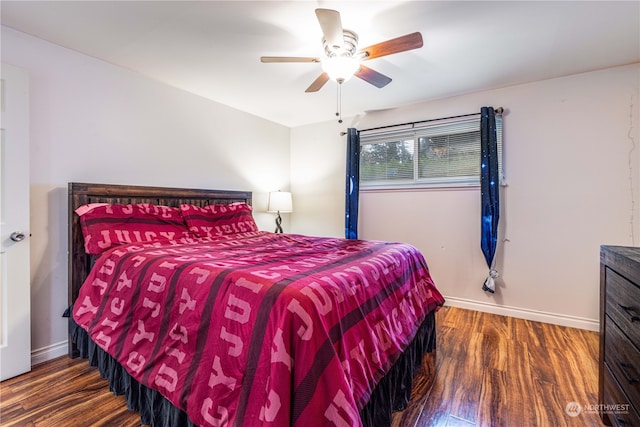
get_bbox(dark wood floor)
[391,306,603,427]
[0,306,604,427]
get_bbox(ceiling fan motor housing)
[324,29,358,58]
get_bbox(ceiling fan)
[260,8,424,93]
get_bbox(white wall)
[290,120,347,237]
[1,26,291,363]
[291,63,640,330]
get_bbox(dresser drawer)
[604,315,640,408]
[606,267,640,346]
[603,364,640,427]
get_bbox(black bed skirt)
[68,311,436,427]
[359,311,436,427]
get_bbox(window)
[360,115,503,189]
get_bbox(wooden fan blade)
[305,72,330,93]
[261,56,320,63]
[355,65,392,88]
[358,32,423,61]
[316,8,344,51]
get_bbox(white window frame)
[359,115,503,190]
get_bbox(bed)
[67,182,445,427]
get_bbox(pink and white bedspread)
[73,231,444,427]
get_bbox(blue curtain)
[480,107,499,293]
[345,128,360,239]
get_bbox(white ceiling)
[2,1,639,128]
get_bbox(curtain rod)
[355,106,504,134]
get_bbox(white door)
[0,63,31,381]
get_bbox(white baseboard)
[31,340,68,366]
[443,296,600,332]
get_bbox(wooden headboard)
[67,182,252,357]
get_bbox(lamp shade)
[322,56,360,83]
[267,191,293,213]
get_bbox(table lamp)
[267,191,293,233]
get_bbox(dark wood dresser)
[600,245,640,426]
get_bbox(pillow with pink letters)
[77,203,192,255]
[180,202,258,238]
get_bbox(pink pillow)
[77,203,192,255]
[180,202,258,237]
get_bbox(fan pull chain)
[336,83,343,123]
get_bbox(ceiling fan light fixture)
[322,56,361,83]
[260,9,423,94]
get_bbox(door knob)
[10,232,26,242]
